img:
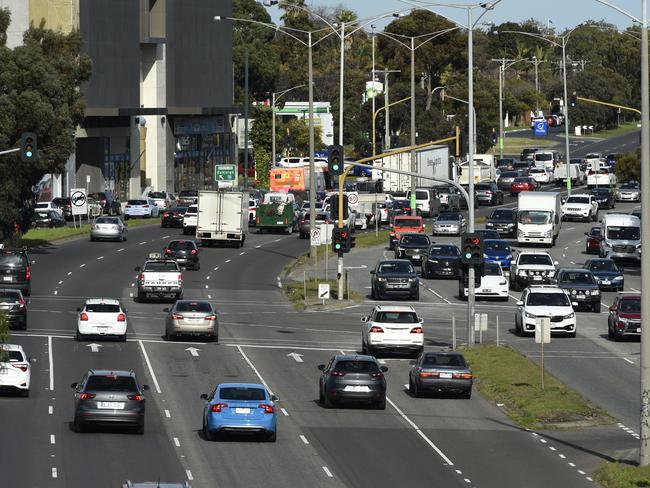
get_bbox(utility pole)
[244,50,249,189]
[467,7,476,346]
[384,68,391,151]
[410,37,417,216]
[491,57,523,160]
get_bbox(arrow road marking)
[287,352,304,363]
[185,347,201,357]
[86,343,102,353]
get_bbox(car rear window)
[334,360,379,374]
[0,350,24,362]
[149,192,166,199]
[620,299,641,313]
[0,254,26,267]
[169,241,195,251]
[175,301,212,313]
[144,262,179,271]
[415,191,428,200]
[394,219,420,227]
[423,354,466,367]
[219,387,266,401]
[86,375,138,392]
[127,200,148,205]
[375,311,418,323]
[179,190,198,197]
[0,292,21,303]
[95,217,118,224]
[86,304,120,313]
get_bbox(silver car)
[432,212,467,236]
[90,216,128,242]
[164,300,218,341]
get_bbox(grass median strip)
[595,462,650,487]
[461,345,613,430]
[284,279,360,311]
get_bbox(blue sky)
[267,0,639,30]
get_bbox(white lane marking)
[274,239,282,242]
[424,285,451,304]
[207,294,212,299]
[564,247,569,251]
[225,259,231,263]
[52,468,57,478]
[186,470,194,481]
[559,454,566,459]
[255,245,261,249]
[205,285,209,289]
[566,227,575,231]
[138,340,162,394]
[165,409,171,418]
[139,241,147,245]
[322,467,333,478]
[624,358,634,364]
[281,408,289,416]
[575,240,581,244]
[509,294,520,301]
[213,267,219,271]
[50,434,55,444]
[631,288,640,292]
[569,462,576,467]
[97,256,104,260]
[586,477,593,482]
[58,280,63,285]
[53,290,58,296]
[385,396,454,465]
[455,470,463,475]
[300,435,309,444]
[162,235,170,239]
[236,345,274,396]
[578,470,586,475]
[48,336,54,391]
[206,276,210,280]
[173,437,181,447]
[549,446,556,451]
[48,405,53,415]
[129,292,134,297]
[540,439,547,444]
[240,252,246,255]
[79,264,86,268]
[117,248,125,252]
[464,479,471,484]
[67,272,72,276]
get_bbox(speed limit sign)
[347,192,359,205]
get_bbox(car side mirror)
[163,307,170,313]
[134,266,141,272]
[317,364,325,371]
[70,382,78,389]
[142,385,150,391]
[419,318,424,323]
[554,261,559,266]
[584,232,589,236]
[380,366,389,372]
[370,270,376,275]
[200,393,208,400]
[516,301,524,306]
[271,395,280,402]
[409,360,416,366]
[361,317,368,322]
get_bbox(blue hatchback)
[201,383,278,442]
[483,239,513,271]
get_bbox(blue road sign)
[534,120,548,136]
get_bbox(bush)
[615,150,640,183]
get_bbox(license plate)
[2,276,11,282]
[154,287,167,291]
[533,276,543,281]
[97,327,108,333]
[276,221,284,225]
[413,255,420,259]
[344,385,370,392]
[0,369,7,375]
[235,408,251,414]
[439,372,453,379]
[482,289,492,293]
[98,402,124,409]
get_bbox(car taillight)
[172,313,184,320]
[453,373,473,380]
[617,321,626,330]
[117,313,126,322]
[127,394,144,401]
[164,249,172,255]
[125,205,131,208]
[284,218,288,224]
[65,204,71,208]
[79,393,96,400]
[190,249,197,255]
[18,297,26,308]
[211,403,228,412]
[300,220,305,225]
[256,217,260,224]
[330,371,346,377]
[419,372,440,378]
[410,327,423,334]
[259,404,274,414]
[178,273,183,285]
[11,364,28,372]
[369,326,384,333]
[139,273,145,281]
[143,205,150,208]
[370,371,384,378]
[80,312,89,321]
[164,213,171,218]
[204,315,217,321]
[25,265,31,281]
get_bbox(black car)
[318,355,388,409]
[497,171,524,191]
[0,248,31,296]
[388,200,416,221]
[475,229,501,240]
[408,351,472,398]
[0,289,27,330]
[554,268,601,312]
[71,370,149,434]
[161,206,188,228]
[475,181,504,206]
[51,197,73,220]
[591,188,616,209]
[485,208,517,237]
[31,210,66,228]
[370,259,419,300]
[163,240,200,270]
[394,233,431,265]
[88,191,122,216]
[177,190,198,206]
[520,147,538,161]
[422,244,461,279]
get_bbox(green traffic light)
[465,252,472,259]
[26,151,32,158]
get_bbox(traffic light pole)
[0,148,20,156]
[337,173,345,300]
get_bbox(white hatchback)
[0,344,32,396]
[76,298,128,341]
[460,262,509,301]
[183,205,198,235]
[361,305,424,357]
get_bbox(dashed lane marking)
[186,470,194,481]
[280,408,289,416]
[67,272,72,276]
[139,241,147,245]
[624,358,634,364]
[58,281,63,285]
[300,435,309,444]
[50,434,55,444]
[255,245,261,248]
[79,264,86,268]
[97,256,104,260]
[213,267,219,271]
[162,235,170,239]
[52,468,57,479]
[48,405,53,415]
[53,290,58,296]
[322,467,333,478]
[240,252,246,255]
[225,259,231,263]
[173,437,181,447]
[165,409,171,418]
[117,248,125,252]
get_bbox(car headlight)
[429,259,438,263]
[614,276,624,281]
[486,222,493,227]
[544,230,552,237]
[507,223,515,227]
[571,290,577,295]
[518,229,524,236]
[483,253,489,258]
[564,312,575,319]
[585,290,591,295]
[519,270,527,276]
[592,289,600,295]
[506,254,513,260]
[525,312,537,319]
[377,277,386,282]
[408,277,417,282]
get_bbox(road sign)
[70,188,87,216]
[318,223,333,245]
[535,317,551,344]
[318,283,330,300]
[347,191,359,205]
[214,164,237,182]
[474,313,488,332]
[310,228,321,246]
[533,120,548,136]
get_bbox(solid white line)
[58,280,63,285]
[48,336,54,391]
[79,264,85,268]
[240,252,246,255]
[165,409,171,418]
[631,288,641,292]
[50,434,55,444]
[138,340,162,394]
[48,405,53,415]
[236,345,274,396]
[97,256,104,260]
[117,248,125,252]
[173,437,180,447]
[624,358,635,364]
[139,241,147,245]
[300,434,309,444]
[280,408,289,416]
[225,259,231,263]
[274,239,281,242]
[385,397,454,465]
[566,227,575,231]
[186,470,194,481]
[322,467,333,478]
[51,468,57,478]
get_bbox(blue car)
[584,258,624,291]
[201,383,278,442]
[483,239,513,271]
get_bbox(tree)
[615,150,640,183]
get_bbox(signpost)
[533,120,548,137]
[214,164,237,189]
[70,188,87,228]
[535,317,551,389]
[318,283,330,304]
[474,313,488,344]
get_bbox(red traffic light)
[340,231,348,239]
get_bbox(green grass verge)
[576,122,639,141]
[461,345,613,430]
[595,462,650,487]
[487,136,556,155]
[284,279,360,311]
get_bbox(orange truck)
[389,216,426,250]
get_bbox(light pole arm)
[372,97,412,156]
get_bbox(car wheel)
[408,377,416,395]
[461,389,472,399]
[608,325,614,339]
[412,379,421,398]
[75,330,84,341]
[267,431,277,442]
[411,289,419,301]
[120,333,127,342]
[90,236,95,242]
[567,331,577,338]
[319,385,325,405]
[134,420,145,435]
[375,398,387,410]
[515,318,521,335]
[73,415,84,433]
[361,339,367,355]
[323,389,334,408]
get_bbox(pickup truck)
[256,192,296,234]
[561,194,599,222]
[509,251,558,291]
[587,167,617,188]
[135,253,183,302]
[389,215,425,250]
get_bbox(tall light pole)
[244,50,250,189]
[490,58,527,159]
[272,84,309,165]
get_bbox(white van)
[534,151,561,171]
[600,213,641,261]
[405,188,442,218]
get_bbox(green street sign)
[214,164,237,182]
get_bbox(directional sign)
[318,283,330,300]
[185,347,201,357]
[533,120,548,136]
[310,228,321,246]
[86,343,102,353]
[70,188,87,216]
[287,352,304,363]
[214,164,237,182]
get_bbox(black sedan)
[163,240,200,270]
[388,200,416,221]
[318,355,387,409]
[409,351,472,398]
[370,259,419,300]
[0,289,27,330]
[31,210,66,228]
[590,188,615,209]
[485,208,517,237]
[422,244,461,279]
[161,206,188,228]
[394,233,431,265]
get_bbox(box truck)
[378,145,450,192]
[517,192,562,246]
[196,191,248,247]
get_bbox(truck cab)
[600,213,641,262]
[517,192,562,246]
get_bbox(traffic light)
[570,93,577,108]
[329,194,348,220]
[331,226,353,254]
[460,233,484,265]
[328,144,344,176]
[491,128,497,146]
[20,132,37,162]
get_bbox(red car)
[509,177,540,196]
[584,226,602,254]
[608,293,640,341]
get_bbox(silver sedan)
[164,300,218,341]
[90,216,128,242]
[432,212,467,236]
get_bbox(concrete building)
[1,0,237,200]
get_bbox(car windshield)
[186,206,198,214]
[219,387,266,401]
[394,219,420,228]
[374,311,418,323]
[620,299,641,313]
[169,241,195,251]
[519,254,553,266]
[475,184,491,190]
[377,262,414,274]
[85,303,120,313]
[527,293,571,307]
[95,217,118,224]
[422,354,466,368]
[500,172,518,178]
[518,210,552,225]
[591,189,609,196]
[144,262,178,271]
[490,209,514,220]
[607,226,640,240]
[0,292,20,303]
[430,245,459,257]
[334,360,380,374]
[86,375,138,392]
[589,227,602,236]
[536,153,553,161]
[566,197,590,204]
[127,200,147,205]
[175,301,212,313]
[401,235,429,246]
[485,241,510,252]
[179,191,198,197]
[484,262,502,276]
[0,254,25,267]
[588,260,618,272]
[438,213,461,221]
[149,192,166,198]
[621,183,639,190]
[560,271,595,284]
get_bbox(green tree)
[615,150,640,182]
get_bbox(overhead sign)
[318,283,330,300]
[214,164,237,182]
[535,317,551,344]
[310,228,321,246]
[534,120,548,136]
[70,188,87,216]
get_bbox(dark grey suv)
[318,355,388,409]
[370,259,419,300]
[554,268,601,312]
[71,370,149,434]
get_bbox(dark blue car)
[483,239,513,271]
[584,258,624,291]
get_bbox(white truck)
[135,253,183,302]
[378,145,450,192]
[600,213,641,262]
[353,193,386,229]
[554,163,585,186]
[561,194,599,222]
[458,154,496,185]
[517,192,562,246]
[196,191,248,247]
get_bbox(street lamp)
[490,57,528,159]
[272,84,308,166]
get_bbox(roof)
[602,213,640,225]
[87,369,135,377]
[217,383,267,389]
[527,285,565,294]
[333,354,377,361]
[0,344,24,352]
[557,268,594,274]
[566,193,592,198]
[84,298,121,305]
[372,305,416,312]
[517,250,552,256]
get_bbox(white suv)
[561,194,598,222]
[0,344,32,396]
[361,305,424,357]
[76,298,128,341]
[515,285,577,338]
[182,204,198,235]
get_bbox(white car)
[249,199,258,224]
[34,201,64,218]
[147,191,171,209]
[528,167,554,185]
[76,298,128,341]
[514,285,577,337]
[360,305,424,357]
[0,344,32,396]
[182,204,198,235]
[561,194,599,222]
[617,182,641,202]
[124,199,160,219]
[459,262,509,301]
